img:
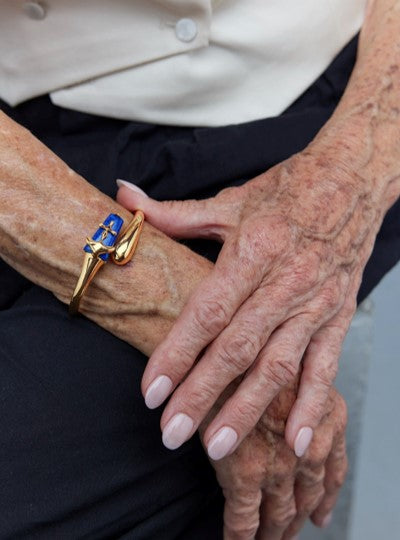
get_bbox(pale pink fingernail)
[207,427,238,461]
[144,375,173,409]
[322,512,333,528]
[294,427,314,457]
[116,179,148,197]
[162,413,194,450]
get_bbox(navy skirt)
[0,35,399,539]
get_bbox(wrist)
[308,2,400,215]
[0,111,213,358]
[78,224,212,355]
[310,111,400,215]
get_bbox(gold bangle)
[69,210,144,315]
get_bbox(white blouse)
[0,0,367,126]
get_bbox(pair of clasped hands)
[115,136,380,539]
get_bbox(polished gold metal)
[99,222,117,237]
[69,252,105,315]
[69,211,144,315]
[112,210,144,265]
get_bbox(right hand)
[206,386,347,540]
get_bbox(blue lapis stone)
[84,213,124,261]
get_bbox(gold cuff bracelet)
[69,210,144,315]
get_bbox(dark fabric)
[0,35,399,539]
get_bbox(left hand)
[117,140,382,460]
[205,384,348,540]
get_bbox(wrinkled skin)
[117,0,400,461]
[203,385,348,540]
[0,113,344,535]
[117,146,379,456]
[0,111,347,540]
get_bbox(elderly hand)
[203,384,348,540]
[117,138,382,460]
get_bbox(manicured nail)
[162,413,194,450]
[116,179,148,197]
[294,427,313,457]
[207,427,238,461]
[144,375,173,409]
[322,512,333,528]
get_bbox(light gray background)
[349,261,400,540]
[300,262,400,539]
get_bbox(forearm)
[312,0,400,213]
[0,111,211,354]
[0,111,304,434]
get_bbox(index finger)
[141,241,263,406]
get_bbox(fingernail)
[322,512,333,528]
[294,427,313,457]
[144,375,173,409]
[207,426,238,461]
[162,413,194,450]
[116,179,148,197]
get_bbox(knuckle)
[327,472,345,494]
[193,298,229,335]
[226,522,258,539]
[217,332,259,373]
[312,361,337,390]
[304,395,330,425]
[230,399,261,428]
[336,467,348,489]
[331,437,347,464]
[298,487,326,516]
[224,490,261,538]
[181,379,217,413]
[264,357,298,388]
[270,503,297,528]
[328,461,348,493]
[163,345,194,380]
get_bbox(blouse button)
[175,18,198,43]
[23,1,47,21]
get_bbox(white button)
[175,18,197,43]
[23,1,47,20]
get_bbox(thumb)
[116,179,225,240]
